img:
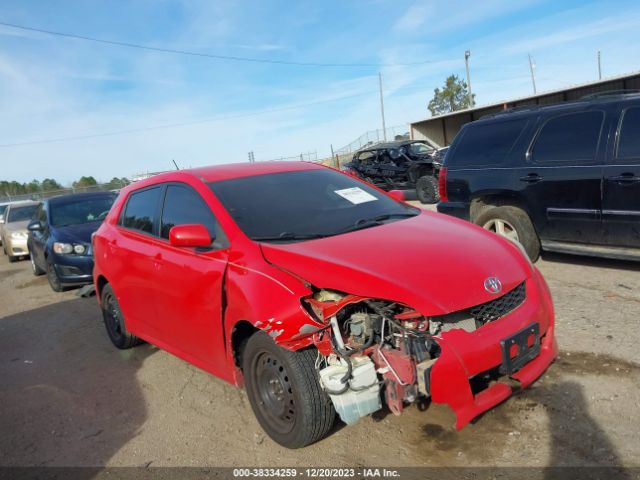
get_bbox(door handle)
[609,173,640,184]
[519,173,543,183]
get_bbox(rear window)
[616,107,640,160]
[121,187,161,235]
[531,111,603,164]
[447,118,528,167]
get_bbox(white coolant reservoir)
[319,355,381,425]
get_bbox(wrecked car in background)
[344,139,442,204]
[93,161,558,449]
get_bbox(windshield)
[7,205,38,223]
[209,168,419,242]
[50,195,116,227]
[407,143,435,155]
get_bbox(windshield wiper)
[253,232,327,242]
[336,212,419,235]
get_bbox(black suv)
[344,140,443,203]
[437,93,640,262]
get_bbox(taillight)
[438,166,448,202]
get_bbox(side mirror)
[27,220,44,232]
[387,190,406,202]
[169,224,213,248]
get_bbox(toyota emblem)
[484,277,502,294]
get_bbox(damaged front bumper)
[428,273,558,429]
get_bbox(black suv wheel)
[476,205,541,261]
[242,332,335,448]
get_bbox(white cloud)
[393,3,433,32]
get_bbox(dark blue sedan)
[27,191,117,291]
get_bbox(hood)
[51,221,102,244]
[5,220,29,233]
[260,212,532,316]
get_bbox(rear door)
[519,109,607,244]
[602,104,640,247]
[114,186,164,337]
[153,183,229,372]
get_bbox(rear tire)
[475,205,540,262]
[242,332,335,448]
[101,284,141,349]
[416,175,439,204]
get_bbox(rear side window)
[616,107,640,160]
[447,118,528,167]
[121,187,161,235]
[160,185,219,240]
[532,111,603,164]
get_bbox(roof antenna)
[172,159,180,170]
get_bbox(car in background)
[438,92,640,262]
[343,139,442,204]
[93,161,556,448]
[0,201,39,262]
[27,191,117,292]
[0,202,10,246]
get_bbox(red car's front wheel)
[242,332,335,448]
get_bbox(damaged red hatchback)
[93,161,558,448]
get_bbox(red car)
[93,161,558,448]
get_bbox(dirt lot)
[1,216,639,468]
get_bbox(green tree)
[73,176,98,188]
[105,177,129,190]
[428,74,475,116]
[41,178,63,191]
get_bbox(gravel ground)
[0,210,639,468]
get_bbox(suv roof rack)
[480,104,542,119]
[580,89,640,100]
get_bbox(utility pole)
[597,50,602,80]
[378,72,387,141]
[528,54,537,95]
[248,151,255,163]
[464,50,474,107]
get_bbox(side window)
[121,187,161,235]
[447,118,528,167]
[532,111,603,164]
[616,107,640,161]
[160,185,219,241]
[38,204,47,223]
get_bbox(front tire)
[101,284,141,349]
[46,261,63,292]
[475,205,541,262]
[30,253,45,276]
[242,332,335,448]
[416,175,439,204]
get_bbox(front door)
[153,183,229,374]
[602,105,640,247]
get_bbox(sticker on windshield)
[334,187,378,205]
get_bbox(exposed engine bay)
[306,289,445,424]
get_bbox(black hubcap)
[104,294,123,340]
[253,352,296,434]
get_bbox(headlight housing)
[10,231,28,240]
[53,242,87,255]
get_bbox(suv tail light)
[438,167,448,202]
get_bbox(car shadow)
[0,297,153,472]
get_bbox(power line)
[0,91,376,148]
[0,21,435,68]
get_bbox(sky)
[1,0,640,184]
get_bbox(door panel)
[602,105,640,247]
[515,110,608,244]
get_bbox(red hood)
[260,211,532,315]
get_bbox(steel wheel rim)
[104,293,123,341]
[252,351,296,435]
[483,218,520,243]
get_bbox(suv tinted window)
[160,185,218,240]
[447,118,528,167]
[122,187,161,234]
[617,107,640,160]
[532,111,603,164]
